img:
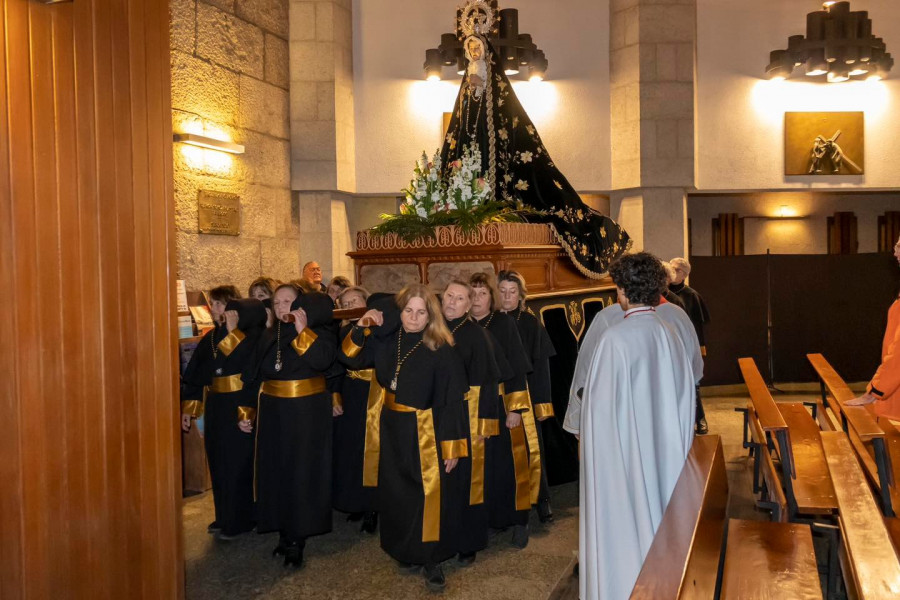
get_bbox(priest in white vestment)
[564,293,703,437]
[577,253,696,600]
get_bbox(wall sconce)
[423,2,549,81]
[766,1,893,82]
[173,133,245,155]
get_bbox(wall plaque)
[784,112,864,176]
[198,191,240,235]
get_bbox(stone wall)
[171,0,296,294]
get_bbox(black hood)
[291,291,334,328]
[225,298,267,331]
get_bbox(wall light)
[173,133,245,154]
[766,1,893,83]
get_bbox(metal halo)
[459,0,495,38]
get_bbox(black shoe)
[696,418,709,435]
[217,531,240,541]
[346,512,364,522]
[272,533,289,557]
[207,521,221,534]
[361,511,378,534]
[424,563,446,592]
[573,561,579,577]
[457,552,476,567]
[397,561,421,575]
[537,499,554,523]
[488,526,508,538]
[511,524,529,549]
[283,541,304,568]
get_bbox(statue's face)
[467,39,483,61]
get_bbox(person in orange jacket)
[848,236,900,419]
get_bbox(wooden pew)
[739,357,838,520]
[821,431,900,599]
[630,435,728,599]
[719,519,822,600]
[808,353,898,517]
[746,403,789,521]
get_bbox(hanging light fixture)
[422,1,548,81]
[765,1,892,82]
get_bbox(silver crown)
[459,0,496,38]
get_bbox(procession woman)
[331,285,379,533]
[469,272,536,549]
[181,287,265,539]
[342,284,470,591]
[243,285,337,567]
[440,280,501,564]
[497,270,560,521]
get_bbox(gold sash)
[347,369,386,488]
[384,391,441,543]
[520,387,543,505]
[500,384,534,511]
[466,386,486,505]
[209,373,244,394]
[260,376,326,398]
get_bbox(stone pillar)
[609,0,696,261]
[290,0,355,279]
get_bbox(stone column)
[609,0,696,261]
[290,0,356,279]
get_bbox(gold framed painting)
[784,112,864,176]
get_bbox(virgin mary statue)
[440,2,631,278]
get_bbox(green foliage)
[370,201,542,243]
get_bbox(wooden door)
[0,0,182,597]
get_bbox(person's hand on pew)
[846,392,878,406]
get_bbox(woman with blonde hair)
[340,283,470,591]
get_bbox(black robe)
[343,324,470,565]
[332,322,379,514]
[446,315,501,554]
[669,282,711,348]
[440,39,630,278]
[181,300,266,536]
[508,307,565,497]
[475,311,535,529]
[662,288,686,311]
[244,293,337,541]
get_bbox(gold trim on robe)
[477,418,500,438]
[440,439,469,460]
[466,386,487,505]
[291,328,318,355]
[332,392,343,409]
[416,408,442,543]
[504,389,531,413]
[260,376,327,398]
[509,424,532,511]
[181,399,203,418]
[520,389,543,505]
[341,327,370,358]
[533,402,555,420]
[237,406,257,422]
[209,373,244,394]
[353,370,386,487]
[217,328,245,356]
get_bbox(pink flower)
[450,160,461,169]
[427,162,434,169]
[476,177,486,190]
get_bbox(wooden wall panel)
[0,1,183,598]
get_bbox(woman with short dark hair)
[181,286,266,539]
[469,272,537,549]
[497,270,559,522]
[243,287,337,567]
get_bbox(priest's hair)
[670,257,691,275]
[608,253,666,307]
[395,283,454,350]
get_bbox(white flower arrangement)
[400,144,492,217]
